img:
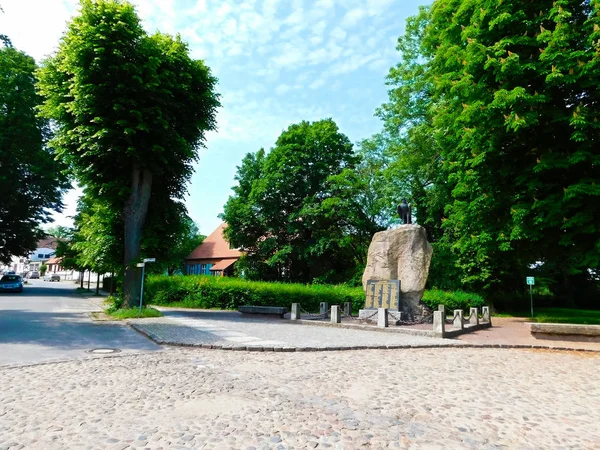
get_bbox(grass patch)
[106,307,163,320]
[532,308,600,325]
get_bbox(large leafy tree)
[222,119,381,284]
[0,46,67,263]
[142,197,205,276]
[38,0,219,307]
[426,0,600,296]
[381,0,600,302]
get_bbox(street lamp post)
[137,258,156,313]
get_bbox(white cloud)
[365,0,396,16]
[271,44,305,68]
[223,18,238,35]
[0,0,78,61]
[331,28,347,41]
[341,8,367,27]
[309,78,326,90]
[188,0,207,15]
[275,84,292,95]
[2,0,416,235]
[216,3,233,20]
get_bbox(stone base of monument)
[358,308,430,324]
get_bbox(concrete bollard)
[453,309,464,329]
[433,310,445,336]
[378,308,388,328]
[320,302,329,318]
[438,304,446,320]
[469,307,479,325]
[344,302,352,317]
[482,306,491,324]
[331,305,341,324]
[291,303,301,320]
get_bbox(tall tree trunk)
[87,269,90,290]
[110,271,114,295]
[122,166,153,308]
[80,271,84,289]
[96,272,100,295]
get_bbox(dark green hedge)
[421,289,486,312]
[145,275,365,313]
[145,275,485,314]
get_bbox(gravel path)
[1,347,599,449]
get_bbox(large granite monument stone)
[360,224,433,320]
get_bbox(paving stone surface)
[1,347,599,449]
[129,310,460,349]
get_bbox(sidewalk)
[130,308,460,350]
[129,308,600,352]
[457,317,600,351]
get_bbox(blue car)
[0,274,23,293]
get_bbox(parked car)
[43,273,60,282]
[0,274,24,293]
[29,271,39,279]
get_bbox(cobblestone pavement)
[1,347,599,449]
[130,310,459,349]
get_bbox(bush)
[421,289,486,312]
[103,295,123,314]
[145,275,365,313]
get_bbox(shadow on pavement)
[158,308,287,324]
[0,308,159,352]
[4,284,84,298]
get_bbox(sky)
[0,0,430,236]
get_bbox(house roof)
[209,259,236,271]
[36,237,60,250]
[46,257,62,265]
[186,223,242,260]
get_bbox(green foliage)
[71,193,122,274]
[145,275,366,313]
[37,0,220,307]
[524,308,600,325]
[107,307,162,320]
[39,263,47,275]
[0,47,67,263]
[221,119,383,284]
[375,0,600,302]
[421,289,486,312]
[142,205,205,276]
[103,295,123,314]
[103,295,162,320]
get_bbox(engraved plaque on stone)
[365,280,400,311]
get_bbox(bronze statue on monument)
[397,199,412,224]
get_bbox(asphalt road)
[0,279,159,366]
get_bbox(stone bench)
[529,322,600,337]
[238,306,287,318]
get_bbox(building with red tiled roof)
[36,237,60,250]
[46,257,63,273]
[185,223,242,276]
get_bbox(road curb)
[126,323,600,354]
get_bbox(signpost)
[526,277,535,317]
[137,258,156,313]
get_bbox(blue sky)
[0,0,430,235]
